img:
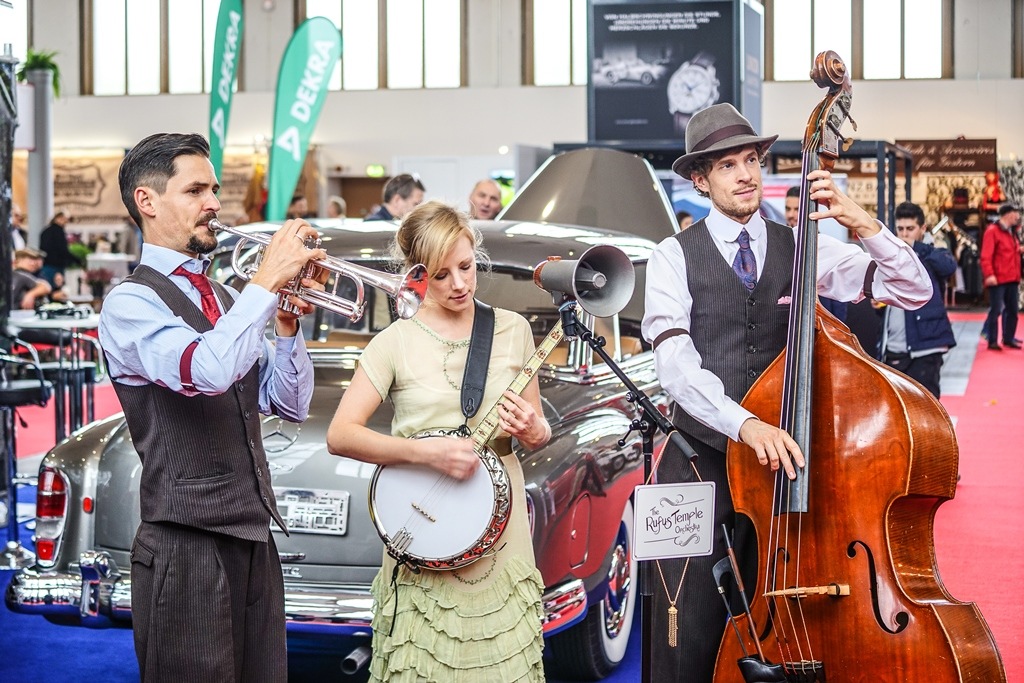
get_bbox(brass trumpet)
[207,219,428,322]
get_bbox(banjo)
[368,320,565,570]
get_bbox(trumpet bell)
[394,264,429,319]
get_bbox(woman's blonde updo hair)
[391,200,489,275]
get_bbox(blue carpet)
[2,487,643,682]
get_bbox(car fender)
[37,415,126,566]
[523,406,646,596]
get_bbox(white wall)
[28,0,1024,176]
[955,0,1013,79]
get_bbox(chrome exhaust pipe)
[340,645,372,675]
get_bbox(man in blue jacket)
[879,201,957,398]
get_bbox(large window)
[301,0,463,90]
[0,0,30,66]
[769,0,950,81]
[85,0,227,96]
[526,0,588,86]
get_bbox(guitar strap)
[459,299,495,430]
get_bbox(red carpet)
[14,381,123,459]
[935,311,1022,681]
[9,316,1022,680]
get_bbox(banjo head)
[369,430,512,570]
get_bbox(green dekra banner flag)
[267,17,341,221]
[208,0,244,178]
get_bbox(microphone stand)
[557,300,698,683]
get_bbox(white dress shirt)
[641,205,932,443]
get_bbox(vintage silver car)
[6,150,679,680]
[602,58,668,86]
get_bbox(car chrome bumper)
[541,578,588,635]
[5,550,134,627]
[6,551,588,636]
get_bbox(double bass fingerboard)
[471,321,565,450]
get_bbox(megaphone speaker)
[533,244,635,317]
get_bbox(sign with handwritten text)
[632,482,716,561]
[894,139,997,174]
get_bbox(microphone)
[533,245,635,318]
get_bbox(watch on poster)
[667,51,721,135]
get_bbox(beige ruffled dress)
[359,308,545,682]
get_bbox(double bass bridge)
[782,660,826,682]
[763,583,850,599]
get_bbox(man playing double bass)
[640,103,932,681]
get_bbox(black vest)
[670,219,794,452]
[108,265,287,541]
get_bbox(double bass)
[712,52,1006,682]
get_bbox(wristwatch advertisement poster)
[589,1,736,142]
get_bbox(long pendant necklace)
[647,441,702,648]
[657,557,690,647]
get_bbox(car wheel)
[545,499,637,681]
[640,72,654,85]
[605,70,618,84]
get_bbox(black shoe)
[1005,340,1022,349]
[989,343,1003,350]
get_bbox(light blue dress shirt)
[99,243,314,422]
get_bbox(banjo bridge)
[392,528,414,553]
[411,502,437,523]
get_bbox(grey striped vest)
[670,219,794,452]
[108,265,287,541]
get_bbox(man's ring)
[294,233,306,244]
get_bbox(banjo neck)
[470,320,565,450]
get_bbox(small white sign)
[632,481,716,561]
[13,82,34,151]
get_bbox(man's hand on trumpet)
[275,265,329,336]
[244,218,327,336]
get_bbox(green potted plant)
[16,48,62,97]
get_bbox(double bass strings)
[763,144,824,672]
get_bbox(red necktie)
[172,265,222,324]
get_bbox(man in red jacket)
[980,203,1023,350]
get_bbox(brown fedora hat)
[671,103,779,178]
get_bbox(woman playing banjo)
[326,200,550,682]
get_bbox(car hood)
[497,147,677,245]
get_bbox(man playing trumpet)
[98,132,325,682]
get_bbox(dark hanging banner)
[1,52,17,330]
[740,0,763,135]
[589,0,736,142]
[894,139,998,174]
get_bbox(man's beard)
[717,186,762,223]
[186,231,217,254]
